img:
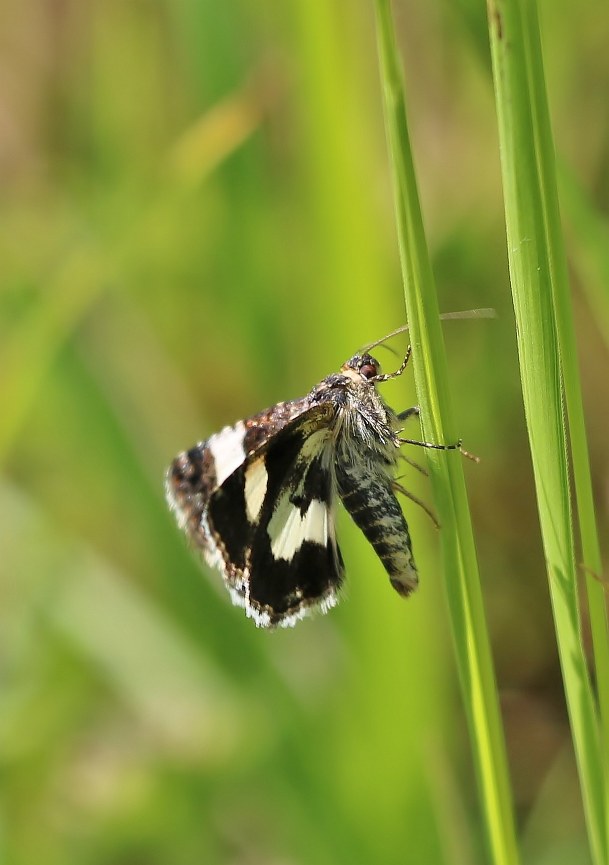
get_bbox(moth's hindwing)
[167,400,344,628]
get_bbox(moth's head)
[311,352,383,406]
[341,353,381,382]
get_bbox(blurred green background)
[1,1,608,863]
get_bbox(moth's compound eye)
[358,356,379,379]
[359,364,377,379]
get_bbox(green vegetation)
[1,2,607,863]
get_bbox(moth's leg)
[395,407,427,474]
[397,405,419,422]
[396,455,428,476]
[399,436,462,451]
[398,398,479,462]
[396,406,461,451]
[399,434,480,463]
[392,481,439,529]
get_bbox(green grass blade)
[559,166,609,766]
[487,3,608,863]
[374,3,520,863]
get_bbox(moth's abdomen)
[336,464,418,596]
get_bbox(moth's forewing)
[167,400,344,627]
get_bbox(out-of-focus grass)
[375,3,518,864]
[488,2,608,863]
[0,2,607,864]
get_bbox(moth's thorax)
[308,352,399,464]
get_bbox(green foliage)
[488,2,609,863]
[375,3,518,863]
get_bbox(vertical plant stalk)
[374,2,520,864]
[487,2,608,864]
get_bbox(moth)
[166,313,489,628]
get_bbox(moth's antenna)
[375,343,401,360]
[361,308,497,354]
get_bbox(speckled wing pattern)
[166,350,421,628]
[166,398,345,627]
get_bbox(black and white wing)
[166,399,344,628]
